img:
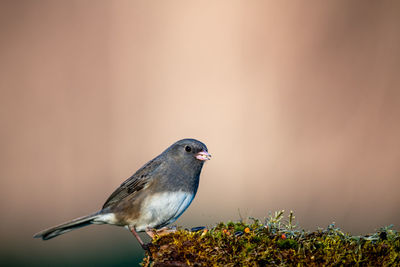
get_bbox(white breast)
[134,191,194,231]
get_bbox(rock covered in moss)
[141,211,400,266]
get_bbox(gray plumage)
[34,139,210,241]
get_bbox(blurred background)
[1,0,400,266]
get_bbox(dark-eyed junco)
[34,139,211,249]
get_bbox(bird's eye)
[185,146,192,152]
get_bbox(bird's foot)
[156,227,177,236]
[141,242,151,251]
[145,227,176,239]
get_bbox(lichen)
[141,211,400,266]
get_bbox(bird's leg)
[129,226,148,250]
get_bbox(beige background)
[1,1,400,266]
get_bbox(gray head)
[162,139,211,172]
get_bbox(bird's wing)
[102,157,164,209]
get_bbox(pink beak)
[196,150,212,161]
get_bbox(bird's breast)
[133,191,194,231]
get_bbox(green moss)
[142,211,400,266]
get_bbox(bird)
[34,138,211,249]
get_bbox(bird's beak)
[196,150,211,161]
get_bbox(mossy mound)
[142,211,400,266]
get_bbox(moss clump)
[142,211,400,266]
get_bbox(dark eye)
[185,146,192,152]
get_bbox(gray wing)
[102,157,164,209]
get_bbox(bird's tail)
[33,212,102,240]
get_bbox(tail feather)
[34,212,102,240]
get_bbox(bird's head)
[164,139,211,169]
